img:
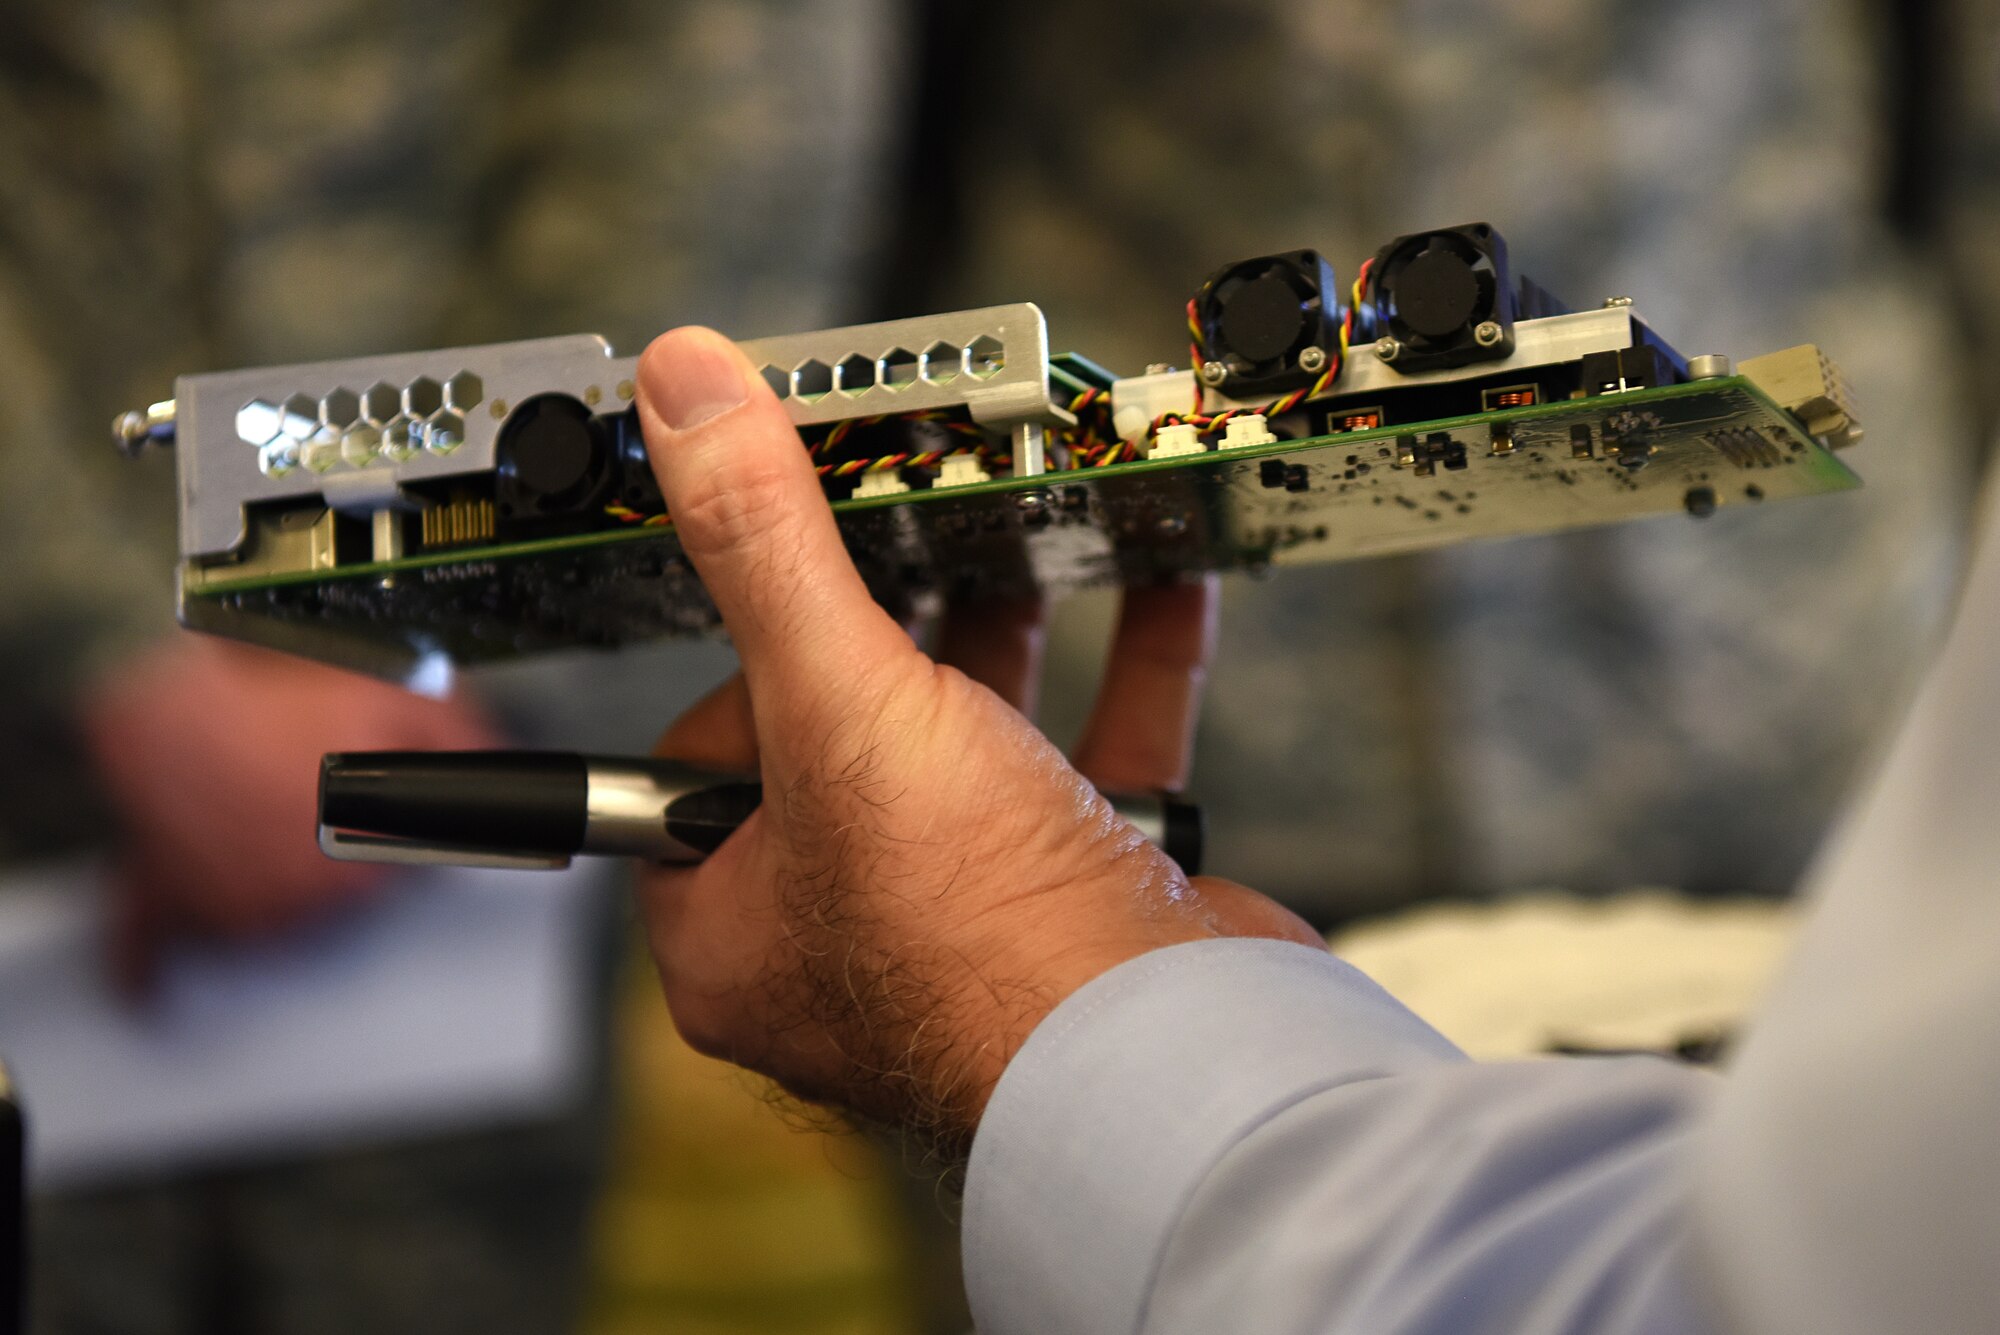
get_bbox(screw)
[1143,362,1177,376]
[112,410,150,455]
[1686,354,1734,381]
[1298,345,1328,373]
[112,400,176,455]
[1199,361,1229,387]
[1014,490,1049,515]
[1374,338,1402,363]
[1473,321,1505,348]
[1603,295,1634,308]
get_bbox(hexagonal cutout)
[404,376,443,418]
[793,359,833,400]
[362,382,400,424]
[922,341,963,384]
[341,424,382,468]
[425,411,465,452]
[321,387,360,429]
[237,399,282,446]
[380,415,419,460]
[258,441,297,477]
[444,371,483,411]
[758,365,791,399]
[881,347,919,390]
[281,394,319,440]
[300,429,342,472]
[836,354,878,395]
[967,335,1005,378]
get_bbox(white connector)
[936,454,991,487]
[1147,422,1205,459]
[852,470,911,498]
[1219,413,1277,449]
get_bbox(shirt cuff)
[962,937,1466,1335]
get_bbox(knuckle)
[673,460,798,561]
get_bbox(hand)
[634,328,1318,1155]
[79,635,499,994]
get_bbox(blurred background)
[1,1,1997,1331]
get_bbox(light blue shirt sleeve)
[966,481,2000,1335]
[962,939,1716,1335]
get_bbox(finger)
[635,328,917,714]
[653,672,760,774]
[1072,576,1219,793]
[934,594,1047,715]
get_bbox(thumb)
[635,328,916,718]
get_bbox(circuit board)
[179,375,1853,674]
[129,226,1866,677]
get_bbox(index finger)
[635,329,919,725]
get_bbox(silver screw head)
[1373,337,1402,363]
[1473,321,1505,348]
[1199,360,1229,387]
[1603,295,1634,308]
[113,410,149,454]
[1298,345,1328,373]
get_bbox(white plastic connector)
[1147,422,1204,459]
[1219,413,1277,449]
[852,470,911,498]
[936,454,991,487]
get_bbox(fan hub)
[1396,246,1482,341]
[1220,273,1313,365]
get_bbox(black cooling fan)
[1192,249,1343,397]
[1368,224,1517,374]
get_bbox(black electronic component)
[1580,344,1678,396]
[1367,224,1517,374]
[1514,274,1572,321]
[495,394,617,532]
[1192,249,1343,397]
[1396,431,1467,477]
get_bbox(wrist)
[912,905,1224,1145]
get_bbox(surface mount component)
[121,226,1865,680]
